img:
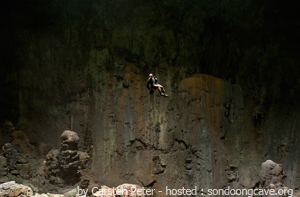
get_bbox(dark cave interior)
[0,0,300,196]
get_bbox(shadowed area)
[0,0,300,196]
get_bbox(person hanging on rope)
[147,73,168,97]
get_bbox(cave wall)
[1,0,300,194]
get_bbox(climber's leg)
[161,86,168,97]
[155,85,164,96]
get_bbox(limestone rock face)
[44,130,90,186]
[1,61,300,194]
[1,0,300,195]
[89,70,247,193]
[5,61,297,194]
[259,160,290,197]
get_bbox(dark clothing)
[147,77,156,90]
[147,77,168,97]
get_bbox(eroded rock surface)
[44,130,89,185]
[1,65,299,195]
[259,160,291,197]
[44,130,90,187]
[1,0,300,195]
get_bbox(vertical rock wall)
[1,1,299,194]
[5,54,299,194]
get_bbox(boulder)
[11,130,35,155]
[60,130,79,151]
[260,160,290,197]
[44,130,90,186]
[260,160,284,189]
[0,181,33,197]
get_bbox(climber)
[147,73,168,97]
